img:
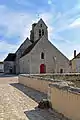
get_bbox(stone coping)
[19,74,62,82]
[19,73,80,77]
[49,83,80,95]
[19,74,80,95]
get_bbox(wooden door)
[40,64,46,73]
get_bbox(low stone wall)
[49,83,80,120]
[33,73,80,81]
[19,74,56,94]
[19,74,80,119]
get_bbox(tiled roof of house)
[0,61,3,64]
[4,53,16,61]
[75,53,80,58]
[21,39,39,58]
[71,53,80,61]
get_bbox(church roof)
[4,53,16,61]
[21,39,39,58]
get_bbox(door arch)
[40,64,46,73]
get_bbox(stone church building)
[4,19,71,74]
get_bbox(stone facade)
[20,19,71,74]
[71,58,80,72]
[0,62,4,72]
[71,50,80,73]
[15,37,32,74]
[4,38,32,74]
[4,53,16,74]
[4,18,71,74]
[4,61,15,74]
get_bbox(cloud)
[48,0,53,5]
[70,18,80,28]
[16,0,34,7]
[0,40,18,61]
[0,1,80,61]
[0,41,18,53]
[0,4,55,60]
[0,5,37,42]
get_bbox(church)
[4,19,71,74]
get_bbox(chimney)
[74,50,76,58]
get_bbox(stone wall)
[4,61,15,74]
[19,74,56,94]
[15,38,32,74]
[49,83,80,120]
[18,74,80,120]
[19,54,30,74]
[34,73,80,81]
[26,36,71,74]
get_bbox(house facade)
[71,50,80,72]
[0,62,4,73]
[4,18,71,74]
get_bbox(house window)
[39,29,41,37]
[41,52,44,59]
[42,29,44,36]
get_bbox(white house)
[71,50,80,72]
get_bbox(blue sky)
[0,0,80,60]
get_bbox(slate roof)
[16,37,31,53]
[21,39,39,58]
[71,53,80,61]
[4,53,16,61]
[0,62,3,64]
[75,53,80,58]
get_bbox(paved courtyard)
[0,74,70,120]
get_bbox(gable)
[21,39,39,58]
[16,37,32,58]
[34,19,47,30]
[38,19,47,28]
[16,37,32,54]
[30,36,69,62]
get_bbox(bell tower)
[30,19,48,42]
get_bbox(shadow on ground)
[10,83,71,120]
[24,107,71,120]
[0,73,18,78]
[10,83,47,102]
[24,107,57,120]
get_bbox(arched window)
[41,52,44,59]
[42,29,44,36]
[39,29,41,37]
[40,24,42,27]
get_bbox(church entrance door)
[40,64,46,73]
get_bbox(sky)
[0,0,80,60]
